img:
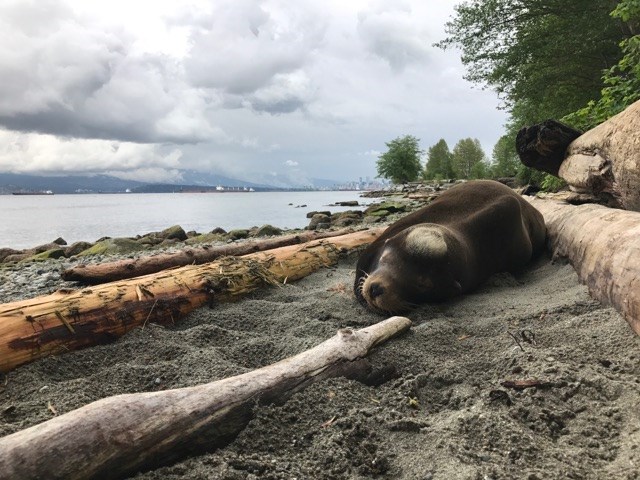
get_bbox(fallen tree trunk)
[62,228,355,285]
[528,196,640,335]
[0,316,412,480]
[517,99,640,210]
[0,228,383,373]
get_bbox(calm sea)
[0,191,368,250]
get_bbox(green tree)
[452,138,487,179]
[490,135,520,178]
[563,0,640,129]
[376,135,424,184]
[423,139,454,180]
[439,0,624,129]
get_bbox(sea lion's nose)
[369,283,384,298]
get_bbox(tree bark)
[528,197,640,335]
[559,99,640,210]
[517,99,640,211]
[0,316,412,480]
[62,228,356,285]
[0,228,383,373]
[516,119,583,175]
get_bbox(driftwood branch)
[0,316,412,480]
[62,228,356,285]
[517,99,640,211]
[528,196,640,334]
[0,228,383,373]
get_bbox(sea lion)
[354,180,546,313]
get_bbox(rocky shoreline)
[0,180,476,304]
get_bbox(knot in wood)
[338,328,354,339]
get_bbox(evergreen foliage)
[423,139,454,180]
[489,135,520,178]
[451,138,487,179]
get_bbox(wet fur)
[354,180,546,313]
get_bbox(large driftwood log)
[528,197,640,334]
[62,228,355,285]
[516,120,582,175]
[0,228,383,373]
[0,316,412,480]
[517,99,640,211]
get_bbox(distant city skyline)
[0,0,507,186]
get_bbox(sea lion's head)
[356,224,462,313]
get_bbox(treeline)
[423,137,518,181]
[375,134,519,184]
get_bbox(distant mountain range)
[0,171,344,194]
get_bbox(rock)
[52,237,67,246]
[65,241,95,257]
[227,229,250,240]
[185,233,226,245]
[210,227,227,234]
[159,225,188,241]
[138,236,164,246]
[308,213,331,230]
[363,201,407,218]
[31,243,62,255]
[78,238,148,256]
[26,248,67,262]
[255,224,283,237]
[186,230,199,238]
[0,248,21,262]
[335,200,359,207]
[330,210,364,228]
[137,225,188,246]
[306,210,331,219]
[3,253,31,263]
[363,216,383,224]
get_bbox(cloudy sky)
[0,0,507,186]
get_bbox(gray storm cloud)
[0,0,507,183]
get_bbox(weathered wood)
[0,228,384,373]
[528,197,640,334]
[62,228,355,285]
[516,119,582,175]
[0,316,412,480]
[559,99,640,210]
[518,100,640,210]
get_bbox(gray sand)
[1,253,639,479]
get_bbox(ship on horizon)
[12,190,54,195]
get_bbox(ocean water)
[0,191,368,249]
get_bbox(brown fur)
[354,180,546,313]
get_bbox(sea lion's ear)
[404,225,448,257]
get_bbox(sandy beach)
[1,241,639,479]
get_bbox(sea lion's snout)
[368,282,384,299]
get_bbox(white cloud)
[0,0,508,185]
[0,129,182,174]
[285,160,299,167]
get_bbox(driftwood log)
[528,197,640,335]
[0,228,383,373]
[0,316,412,480]
[517,99,640,210]
[61,228,356,285]
[516,119,582,176]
